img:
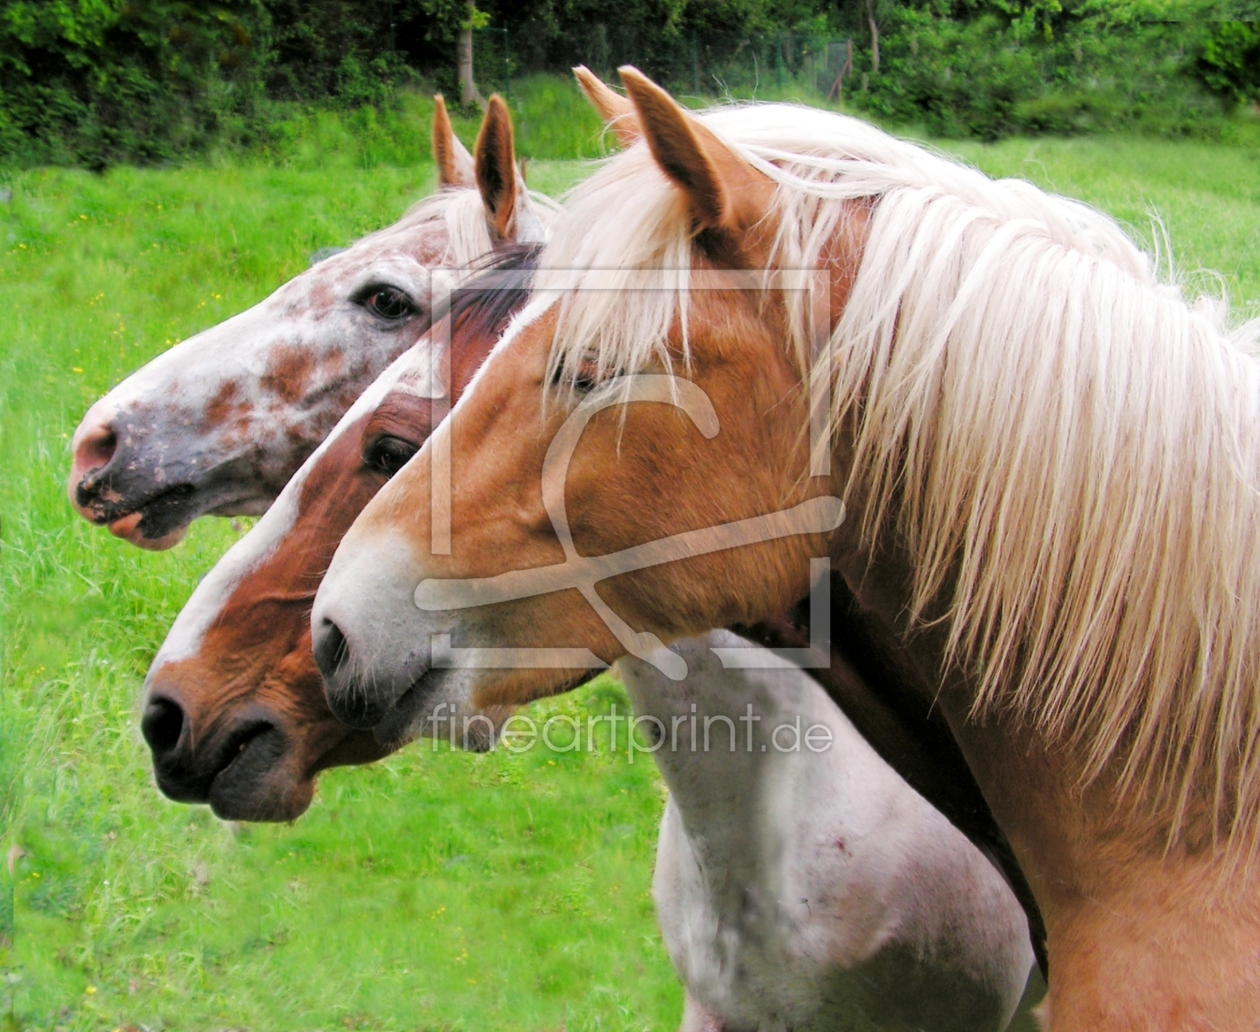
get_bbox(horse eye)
[551,358,602,395]
[362,287,416,321]
[364,435,419,477]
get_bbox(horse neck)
[969,718,1260,1030]
[619,634,830,877]
[830,515,1260,1029]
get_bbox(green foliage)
[262,0,417,100]
[0,0,1256,161]
[0,0,439,166]
[1199,20,1260,104]
[0,0,269,167]
[854,2,1240,139]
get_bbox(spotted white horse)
[67,95,550,549]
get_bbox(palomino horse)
[141,243,535,819]
[574,69,1046,965]
[68,95,547,549]
[148,249,1036,1024]
[313,71,1260,1028]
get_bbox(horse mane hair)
[448,243,541,342]
[534,102,1260,859]
[400,186,558,267]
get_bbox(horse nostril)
[73,421,118,478]
[84,427,116,470]
[313,618,350,683]
[69,414,120,513]
[141,696,186,757]
[313,618,392,729]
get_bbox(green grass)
[938,134,1260,307]
[1,117,1258,1031]
[201,81,615,169]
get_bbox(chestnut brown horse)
[313,71,1260,1029]
[68,95,548,549]
[141,243,535,820]
[137,95,540,819]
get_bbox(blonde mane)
[535,102,1260,858]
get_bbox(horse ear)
[475,94,546,242]
[433,94,476,188]
[618,66,774,249]
[475,94,518,240]
[574,65,640,147]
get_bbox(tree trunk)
[457,26,480,107]
[865,0,880,76]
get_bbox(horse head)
[140,100,537,821]
[68,95,547,549]
[311,69,855,721]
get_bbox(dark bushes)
[0,1,269,167]
[0,0,1255,165]
[853,4,1251,140]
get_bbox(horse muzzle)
[311,530,446,733]
[69,406,199,549]
[68,402,267,548]
[312,622,451,745]
[140,693,312,822]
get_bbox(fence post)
[775,34,782,90]
[503,25,511,100]
[597,23,609,79]
[692,33,699,94]
[827,37,852,105]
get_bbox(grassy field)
[2,104,1259,1031]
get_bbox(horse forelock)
[404,187,494,268]
[406,185,558,266]
[534,100,1260,862]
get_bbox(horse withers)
[313,71,1260,1028]
[68,95,546,549]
